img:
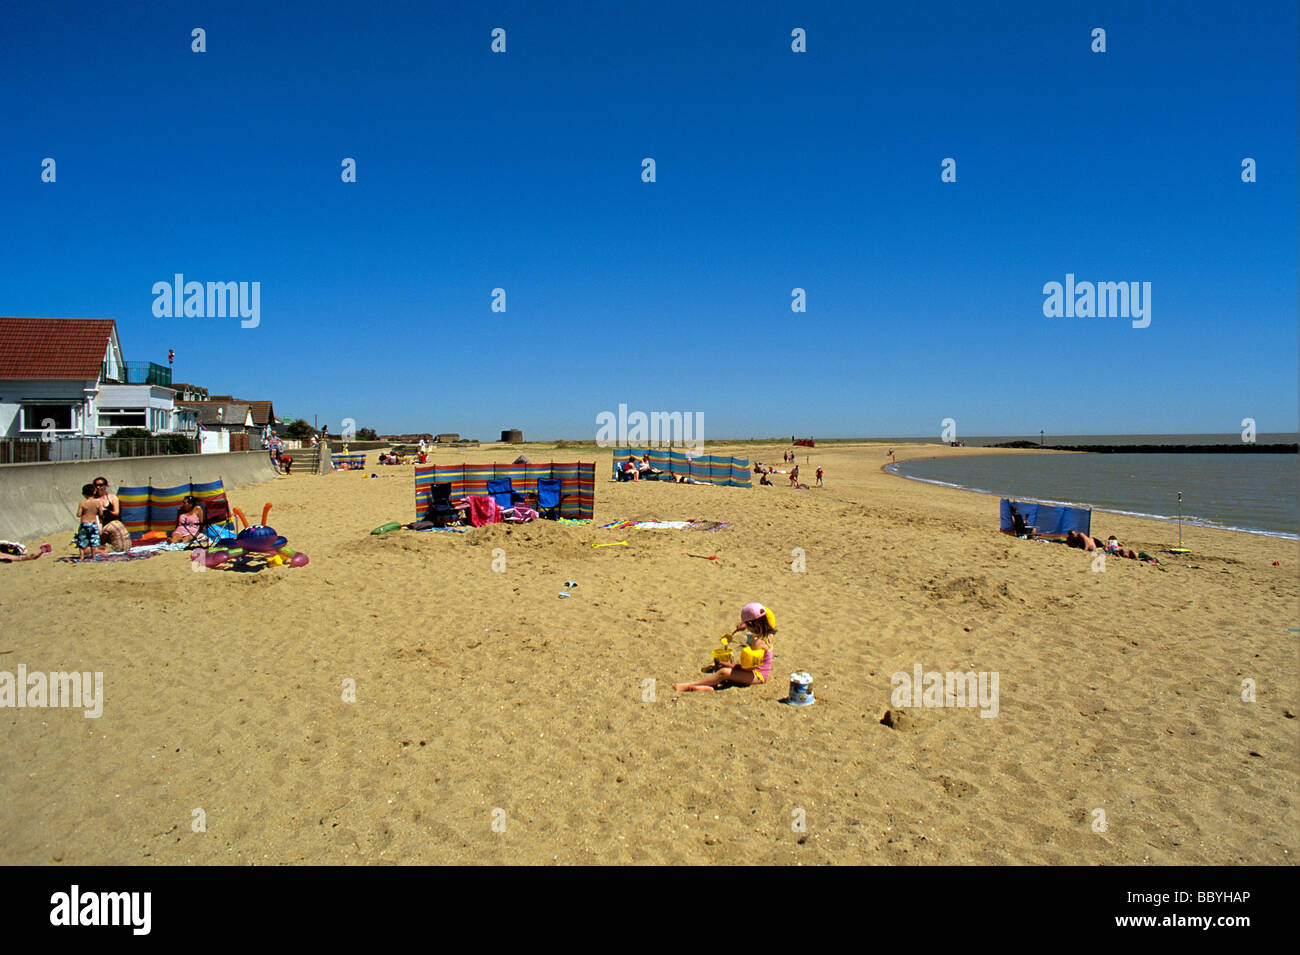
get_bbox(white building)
[0,316,194,444]
[0,317,122,437]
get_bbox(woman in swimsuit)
[170,495,205,543]
[93,477,131,553]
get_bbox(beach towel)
[468,495,502,527]
[58,550,161,564]
[504,505,540,523]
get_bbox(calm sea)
[889,452,1299,539]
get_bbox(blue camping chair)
[486,478,525,511]
[535,479,568,520]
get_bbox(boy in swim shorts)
[75,483,102,558]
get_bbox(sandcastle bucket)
[786,671,814,706]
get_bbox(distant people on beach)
[816,466,824,487]
[621,455,640,481]
[638,455,662,478]
[1104,535,1138,559]
[1065,531,1099,552]
[788,464,799,487]
[280,453,293,475]
[1009,504,1030,538]
[1064,530,1140,559]
[759,471,773,485]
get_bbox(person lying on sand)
[674,602,774,693]
[1104,535,1138,559]
[0,542,52,563]
[1065,530,1099,551]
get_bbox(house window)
[98,409,148,429]
[21,404,75,431]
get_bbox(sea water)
[889,453,1299,539]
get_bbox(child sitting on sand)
[673,602,775,693]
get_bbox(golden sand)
[1,442,1295,864]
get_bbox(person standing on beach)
[74,484,102,559]
[816,466,823,487]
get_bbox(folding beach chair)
[426,482,467,526]
[186,479,235,548]
[486,478,525,511]
[535,478,568,520]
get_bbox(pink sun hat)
[740,602,776,629]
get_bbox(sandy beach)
[1,442,1295,865]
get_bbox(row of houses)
[0,317,278,454]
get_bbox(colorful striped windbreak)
[414,462,596,520]
[618,450,752,488]
[118,478,231,539]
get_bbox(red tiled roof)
[0,317,117,379]
[245,401,274,426]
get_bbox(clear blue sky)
[2,0,1296,440]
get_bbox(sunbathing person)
[1065,530,1098,551]
[169,496,204,543]
[638,455,663,477]
[759,472,773,485]
[1104,535,1138,559]
[1,542,52,563]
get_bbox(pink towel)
[505,505,539,523]
[468,495,502,527]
